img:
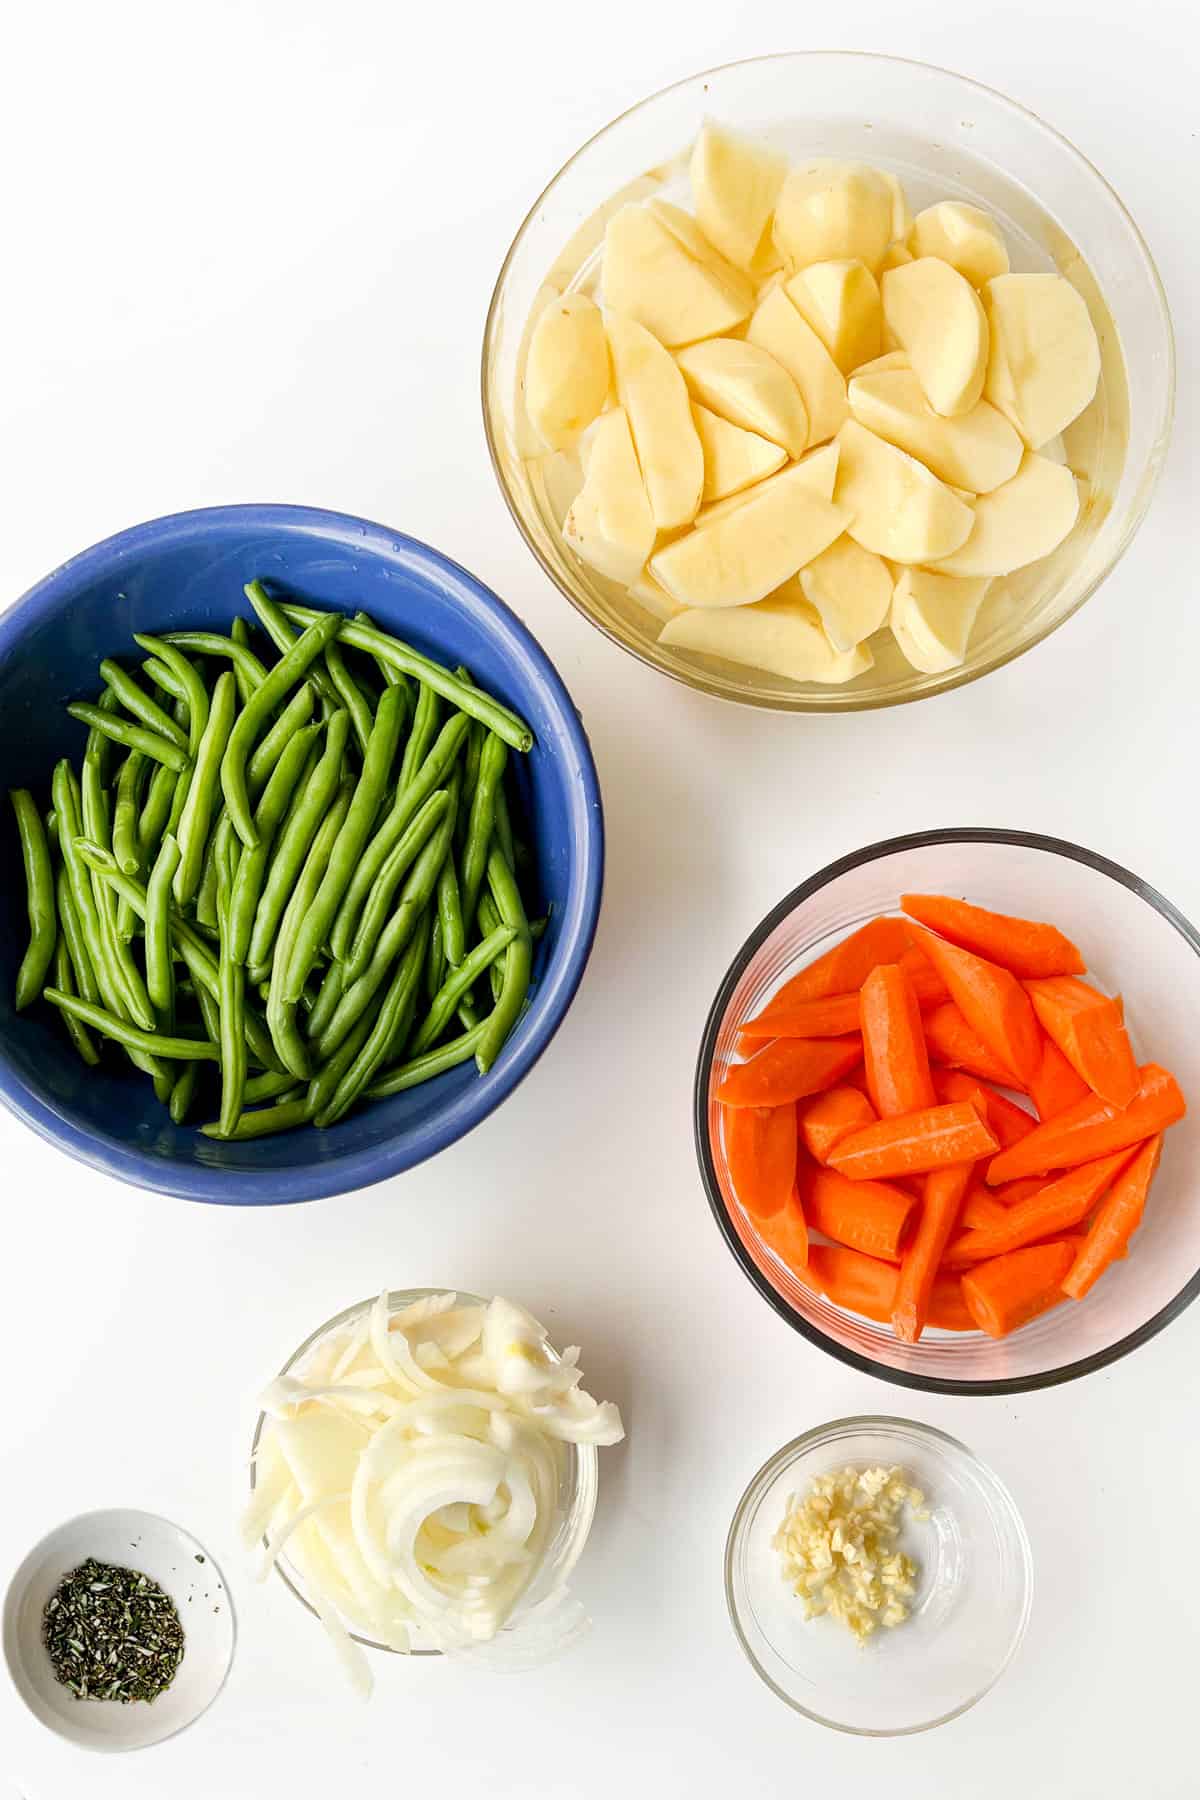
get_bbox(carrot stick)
[923,1002,1022,1088]
[961,1240,1075,1337]
[799,1085,876,1164]
[992,1176,1046,1207]
[911,927,1042,1088]
[931,1068,1037,1148]
[723,1103,797,1221]
[891,1162,973,1342]
[1027,1033,1091,1121]
[944,1149,1135,1266]
[897,944,951,1007]
[737,992,861,1044]
[714,1036,862,1107]
[1063,1135,1163,1300]
[759,917,914,1012]
[960,1186,1011,1232]
[1025,976,1139,1110]
[900,894,1085,979]
[802,1165,916,1260]
[860,963,935,1119]
[986,1063,1185,1184]
[753,1181,809,1273]
[828,1101,998,1182]
[798,1243,974,1330]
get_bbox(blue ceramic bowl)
[0,505,603,1204]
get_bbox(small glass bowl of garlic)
[725,1416,1032,1734]
[484,53,1172,712]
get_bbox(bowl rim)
[723,1414,1033,1735]
[482,49,1176,714]
[693,826,1200,1395]
[0,503,605,1206]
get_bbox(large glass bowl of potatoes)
[483,53,1173,712]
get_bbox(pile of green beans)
[8,583,539,1139]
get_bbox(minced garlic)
[773,1464,926,1644]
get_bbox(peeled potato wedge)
[603,202,754,348]
[562,408,655,584]
[798,535,893,652]
[834,419,974,563]
[745,285,847,446]
[853,349,909,378]
[881,257,988,417]
[660,588,873,684]
[847,366,1023,493]
[675,338,809,459]
[690,120,787,270]
[882,172,913,244]
[606,312,704,529]
[772,162,893,274]
[910,202,1010,287]
[650,463,849,608]
[931,451,1080,576]
[983,273,1101,449]
[629,564,685,622]
[524,292,610,451]
[889,566,991,672]
[691,402,786,503]
[695,441,840,524]
[785,260,882,376]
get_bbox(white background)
[1,2,1198,1794]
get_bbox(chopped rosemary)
[42,1558,185,1703]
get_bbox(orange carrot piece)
[761,917,914,1011]
[900,894,1085,979]
[992,1176,1046,1207]
[799,1086,877,1165]
[753,1181,809,1273]
[944,1150,1135,1266]
[1027,1033,1091,1121]
[860,963,936,1119]
[892,1162,973,1342]
[911,927,1042,1088]
[714,1036,862,1108]
[923,1002,1022,1088]
[802,1165,916,1260]
[1025,976,1139,1110]
[986,1064,1185,1184]
[828,1101,998,1183]
[737,992,862,1044]
[928,1272,976,1331]
[723,1103,797,1222]
[896,944,951,1007]
[931,1068,1037,1148]
[960,1187,1011,1232]
[1063,1135,1163,1300]
[961,1240,1075,1337]
[799,1243,974,1330]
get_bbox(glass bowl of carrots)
[695,829,1198,1394]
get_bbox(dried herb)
[42,1558,185,1703]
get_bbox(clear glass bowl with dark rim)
[694,830,1200,1394]
[483,54,1173,713]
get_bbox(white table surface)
[2,2,1197,1794]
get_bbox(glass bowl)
[248,1289,598,1661]
[725,1418,1032,1734]
[695,830,1200,1393]
[483,53,1173,712]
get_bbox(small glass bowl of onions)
[245,1289,623,1691]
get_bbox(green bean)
[193,810,225,930]
[162,630,268,691]
[174,670,237,905]
[459,732,508,928]
[367,1022,488,1099]
[315,922,428,1126]
[138,761,178,863]
[354,611,409,696]
[52,935,100,1065]
[247,710,349,971]
[145,833,181,1013]
[278,603,533,752]
[324,637,374,755]
[329,711,469,962]
[313,796,456,1060]
[247,684,314,794]
[493,780,516,876]
[244,581,341,716]
[199,1097,312,1140]
[305,998,383,1123]
[228,724,321,963]
[215,835,246,1137]
[436,850,465,969]
[245,1068,303,1104]
[476,846,532,1074]
[477,891,505,1003]
[98,659,190,750]
[457,719,483,849]
[44,988,215,1061]
[281,684,406,1003]
[268,781,354,1078]
[410,923,518,1058]
[56,865,99,1005]
[82,686,120,782]
[133,635,211,756]
[221,611,343,847]
[10,789,57,1010]
[398,680,440,792]
[424,911,444,1003]
[231,617,257,707]
[306,961,346,1043]
[341,789,450,984]
[80,761,155,1031]
[169,1063,198,1124]
[112,751,145,876]
[140,656,185,706]
[66,702,188,771]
